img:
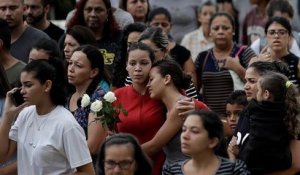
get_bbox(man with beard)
[0,0,49,63]
[24,0,64,42]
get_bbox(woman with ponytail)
[146,59,209,172]
[238,71,300,174]
[0,58,95,174]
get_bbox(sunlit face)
[28,48,50,63]
[181,115,215,155]
[198,5,216,27]
[266,22,290,53]
[83,0,108,30]
[147,67,165,99]
[126,49,152,85]
[0,0,25,28]
[24,0,46,25]
[149,14,171,34]
[126,0,148,22]
[210,16,234,46]
[64,34,80,61]
[127,32,141,50]
[20,71,49,105]
[225,103,244,132]
[68,51,97,87]
[141,39,166,60]
[244,67,260,101]
[104,144,137,175]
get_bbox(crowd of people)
[0,0,300,174]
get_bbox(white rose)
[104,91,117,103]
[81,94,90,107]
[90,100,103,112]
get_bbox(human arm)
[227,136,239,161]
[0,89,28,162]
[87,112,107,155]
[73,163,95,175]
[183,57,197,89]
[0,161,17,175]
[142,107,183,156]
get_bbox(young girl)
[239,71,300,174]
[0,58,95,174]
[165,110,249,174]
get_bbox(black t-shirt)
[44,22,64,42]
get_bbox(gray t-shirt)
[11,26,49,63]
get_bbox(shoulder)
[26,26,50,39]
[163,160,185,175]
[218,157,250,174]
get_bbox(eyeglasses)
[104,160,134,170]
[267,29,288,37]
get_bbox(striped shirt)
[162,156,250,175]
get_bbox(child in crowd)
[225,90,248,135]
[239,72,300,174]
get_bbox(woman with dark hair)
[228,61,300,174]
[252,16,300,87]
[165,110,249,174]
[119,0,150,23]
[66,0,122,74]
[29,38,61,63]
[195,12,256,116]
[67,45,110,162]
[0,58,95,174]
[138,27,199,99]
[97,133,152,175]
[112,22,147,89]
[146,59,209,172]
[148,7,197,90]
[64,25,97,62]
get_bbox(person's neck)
[273,49,289,60]
[134,17,145,23]
[32,18,50,31]
[132,83,147,95]
[161,87,183,111]
[256,2,267,17]
[92,27,104,40]
[0,51,19,70]
[190,152,219,172]
[213,42,234,58]
[11,23,27,43]
[36,100,56,115]
[74,81,92,97]
[202,25,210,40]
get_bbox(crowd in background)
[0,0,300,174]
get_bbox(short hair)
[127,42,156,63]
[226,90,248,106]
[138,27,169,52]
[97,133,152,175]
[0,19,11,50]
[266,0,294,18]
[66,25,97,46]
[31,38,61,58]
[151,59,191,90]
[265,16,292,36]
[22,58,67,105]
[148,7,172,22]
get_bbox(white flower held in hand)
[81,94,90,107]
[103,91,117,103]
[90,100,103,112]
